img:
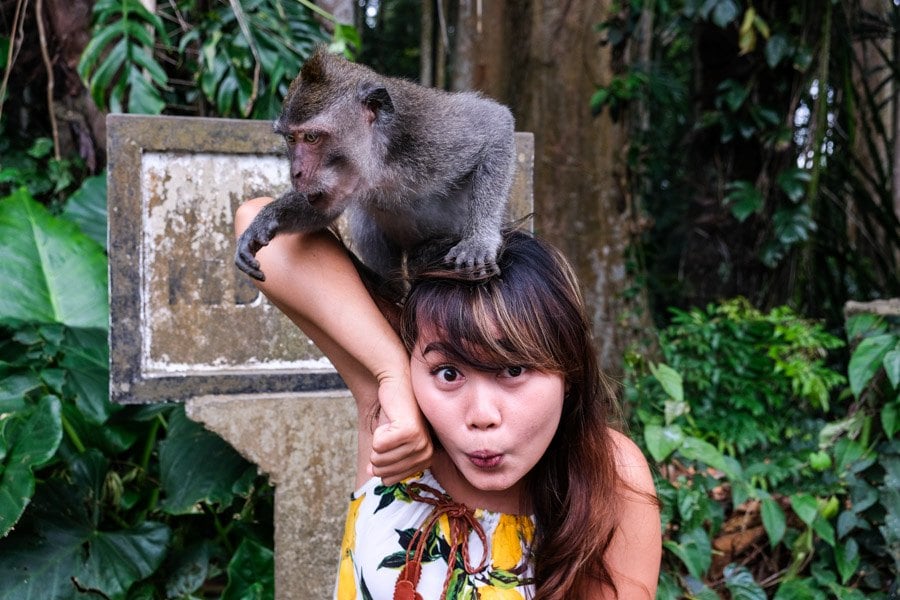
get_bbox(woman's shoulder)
[607,427,656,498]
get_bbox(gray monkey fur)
[234,47,516,286]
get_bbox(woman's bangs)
[414,280,562,373]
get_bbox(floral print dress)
[334,469,536,600]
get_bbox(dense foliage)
[594,0,899,325]
[598,0,899,596]
[626,302,898,598]
[0,0,345,596]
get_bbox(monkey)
[234,47,516,288]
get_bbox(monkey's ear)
[358,82,395,120]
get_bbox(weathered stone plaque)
[108,114,534,404]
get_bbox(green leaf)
[772,204,816,245]
[774,578,824,600]
[679,436,742,479]
[765,33,790,68]
[159,407,256,514]
[61,173,107,250]
[790,493,818,526]
[60,327,113,425]
[663,527,711,579]
[882,402,898,438]
[761,497,786,547]
[650,362,684,403]
[884,349,900,389]
[164,543,213,598]
[833,537,859,584]
[725,180,764,222]
[643,424,684,462]
[776,167,811,203]
[0,495,169,600]
[126,67,166,115]
[723,563,766,600]
[845,314,886,341]
[848,334,894,397]
[0,189,108,329]
[711,0,740,27]
[221,538,274,600]
[0,396,63,537]
[812,516,835,546]
[77,19,126,78]
[88,37,128,108]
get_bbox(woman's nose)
[465,380,502,430]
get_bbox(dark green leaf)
[0,395,63,537]
[77,20,127,79]
[61,173,107,249]
[765,33,790,68]
[723,563,766,600]
[883,349,900,389]
[777,167,812,203]
[725,180,764,222]
[61,327,112,425]
[834,538,859,584]
[773,204,816,245]
[222,539,274,600]
[761,497,786,546]
[774,578,825,600]
[159,407,255,514]
[0,189,108,329]
[848,334,894,397]
[165,542,212,598]
[88,38,128,108]
[663,527,711,579]
[126,68,166,115]
[0,454,170,600]
[882,401,898,438]
[812,517,835,546]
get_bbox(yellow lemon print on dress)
[336,493,365,600]
[478,585,525,600]
[491,514,530,571]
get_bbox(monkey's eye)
[283,134,296,144]
[303,132,321,144]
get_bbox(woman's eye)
[303,132,320,144]
[502,366,526,378]
[435,367,459,383]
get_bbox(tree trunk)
[452,0,655,373]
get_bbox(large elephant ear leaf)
[0,188,108,329]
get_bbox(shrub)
[627,299,898,597]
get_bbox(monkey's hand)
[234,212,281,281]
[444,234,502,277]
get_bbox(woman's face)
[409,329,565,512]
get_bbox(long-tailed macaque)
[234,47,515,284]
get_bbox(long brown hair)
[398,229,623,599]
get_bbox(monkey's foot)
[444,239,501,278]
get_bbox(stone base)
[186,391,357,599]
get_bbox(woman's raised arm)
[234,197,432,486]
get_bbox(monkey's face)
[277,105,374,218]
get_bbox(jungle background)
[0,0,898,598]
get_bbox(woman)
[235,198,661,599]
